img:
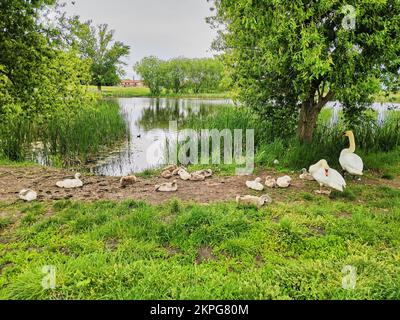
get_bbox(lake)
[90,98,231,176]
[88,98,399,177]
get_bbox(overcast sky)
[64,0,218,79]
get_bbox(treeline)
[134,56,227,95]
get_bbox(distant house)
[120,79,144,87]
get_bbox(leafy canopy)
[209,0,400,141]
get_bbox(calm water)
[90,98,231,176]
[89,98,400,177]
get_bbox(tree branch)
[317,90,334,110]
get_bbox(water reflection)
[90,98,231,176]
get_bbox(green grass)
[93,87,400,102]
[90,86,230,99]
[375,91,400,103]
[181,105,400,177]
[0,183,399,300]
[0,100,127,166]
[91,86,152,98]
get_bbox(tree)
[209,0,400,142]
[164,57,189,94]
[70,21,130,90]
[0,0,91,119]
[134,56,166,95]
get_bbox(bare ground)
[0,165,399,205]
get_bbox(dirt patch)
[335,211,353,219]
[104,238,119,251]
[309,225,326,236]
[195,246,216,264]
[0,165,398,206]
[165,246,182,257]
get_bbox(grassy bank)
[0,101,127,166]
[89,86,230,99]
[182,106,400,178]
[0,181,399,300]
[375,92,400,103]
[91,86,399,102]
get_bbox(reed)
[179,105,400,174]
[0,101,127,165]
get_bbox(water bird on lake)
[19,189,37,202]
[120,175,137,187]
[246,177,264,191]
[155,180,178,192]
[56,173,83,189]
[236,194,272,208]
[340,131,364,178]
[309,160,346,195]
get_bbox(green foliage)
[183,104,400,175]
[210,0,400,142]
[0,0,92,120]
[0,101,126,165]
[134,56,165,95]
[134,56,226,96]
[0,186,399,299]
[67,21,130,88]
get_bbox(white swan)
[19,189,37,202]
[246,177,264,191]
[309,160,346,194]
[340,131,364,177]
[56,173,83,189]
[236,194,272,208]
[276,175,292,188]
[155,180,178,192]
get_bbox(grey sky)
[64,0,218,79]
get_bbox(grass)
[180,105,400,177]
[0,181,399,300]
[375,91,400,103]
[89,86,230,99]
[0,101,127,166]
[92,86,400,102]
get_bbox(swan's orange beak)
[325,169,329,177]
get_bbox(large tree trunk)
[298,101,320,143]
[298,88,334,143]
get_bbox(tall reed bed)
[0,100,127,165]
[180,105,400,173]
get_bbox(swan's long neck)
[347,133,356,153]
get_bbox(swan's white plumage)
[236,195,272,208]
[155,180,178,192]
[340,131,364,176]
[246,177,264,191]
[309,160,346,192]
[56,173,83,189]
[339,150,364,176]
[19,189,37,202]
[276,175,292,188]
